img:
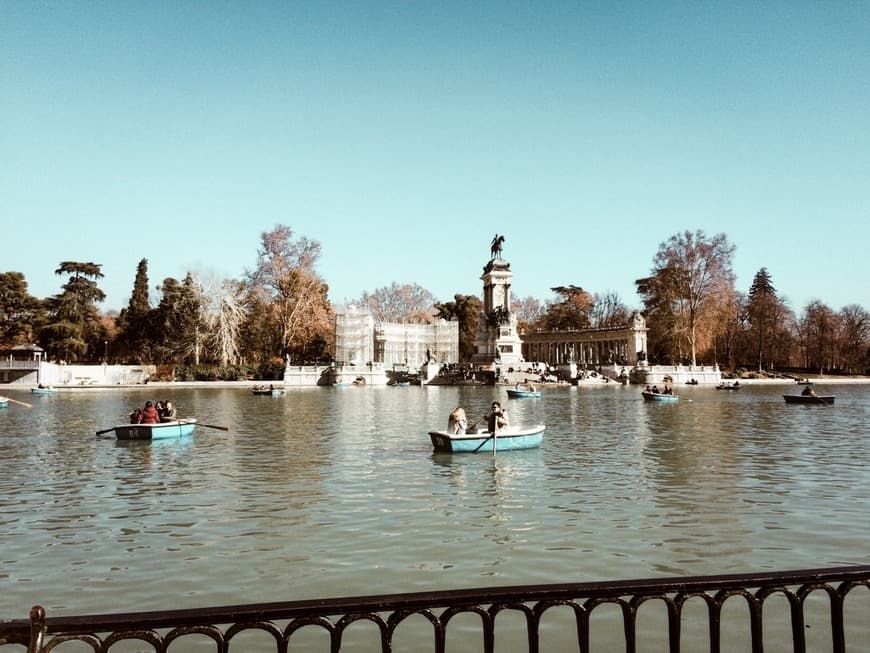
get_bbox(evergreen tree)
[40,262,106,362]
[128,258,151,319]
[0,272,45,346]
[539,285,594,331]
[153,274,205,364]
[746,267,778,372]
[434,294,481,362]
[116,258,152,360]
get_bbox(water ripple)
[1,384,869,615]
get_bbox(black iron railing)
[1,565,869,652]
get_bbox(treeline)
[1,226,868,376]
[0,226,333,379]
[634,230,869,375]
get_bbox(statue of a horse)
[490,234,505,259]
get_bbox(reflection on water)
[1,383,869,618]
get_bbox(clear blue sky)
[3,2,868,314]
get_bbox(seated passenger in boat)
[139,401,160,424]
[447,406,468,434]
[161,401,177,421]
[802,385,816,396]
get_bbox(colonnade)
[522,337,634,367]
[520,315,648,369]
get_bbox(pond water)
[1,383,869,628]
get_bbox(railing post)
[27,606,45,653]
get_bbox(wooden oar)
[5,397,32,408]
[472,431,496,453]
[184,420,229,431]
[95,426,117,437]
[468,416,486,431]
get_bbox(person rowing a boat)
[801,385,816,397]
[485,401,509,433]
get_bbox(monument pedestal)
[471,252,523,368]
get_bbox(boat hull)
[428,425,545,453]
[642,392,679,402]
[114,419,197,440]
[31,388,57,395]
[252,389,284,396]
[783,395,835,405]
[506,389,541,398]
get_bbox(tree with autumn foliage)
[245,225,333,364]
[537,285,594,331]
[637,230,735,366]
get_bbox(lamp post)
[103,340,108,364]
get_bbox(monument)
[471,234,524,367]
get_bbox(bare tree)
[798,300,836,373]
[358,282,438,323]
[590,291,631,329]
[196,275,248,366]
[837,304,869,374]
[511,295,543,332]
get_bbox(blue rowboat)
[429,424,545,453]
[506,388,541,399]
[642,391,679,402]
[113,419,197,441]
[31,387,57,395]
[0,396,8,408]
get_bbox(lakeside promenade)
[4,375,870,392]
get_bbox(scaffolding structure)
[334,308,375,364]
[334,307,459,367]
